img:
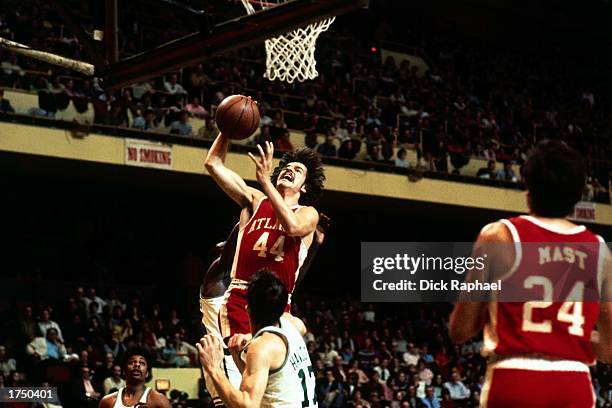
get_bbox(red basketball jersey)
[483,215,605,364]
[231,197,308,294]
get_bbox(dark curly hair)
[522,139,586,217]
[271,148,325,206]
[122,346,153,382]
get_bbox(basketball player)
[98,347,171,408]
[449,140,611,407]
[197,269,318,408]
[204,136,325,339]
[199,215,330,407]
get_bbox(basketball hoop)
[239,0,335,83]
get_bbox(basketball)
[215,95,260,140]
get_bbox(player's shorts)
[219,283,292,338]
[219,286,250,339]
[200,296,241,407]
[481,357,595,408]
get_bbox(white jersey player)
[197,269,317,408]
[199,217,329,406]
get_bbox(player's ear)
[300,183,307,194]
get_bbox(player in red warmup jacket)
[204,135,325,339]
[450,140,611,408]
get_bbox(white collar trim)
[519,215,586,235]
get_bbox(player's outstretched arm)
[248,142,319,237]
[450,221,511,344]
[205,133,262,208]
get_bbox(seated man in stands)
[169,110,193,136]
[26,328,66,362]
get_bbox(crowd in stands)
[1,0,611,202]
[1,286,610,407]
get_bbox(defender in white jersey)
[197,269,317,408]
[99,347,171,408]
[199,217,329,407]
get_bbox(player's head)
[246,269,288,331]
[271,148,325,205]
[122,346,153,383]
[522,139,586,217]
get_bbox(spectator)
[0,345,16,377]
[189,63,209,90]
[275,129,294,152]
[319,342,339,368]
[0,53,24,85]
[373,358,391,384]
[394,148,409,168]
[102,364,125,395]
[48,77,66,94]
[417,361,434,385]
[72,365,101,408]
[316,369,345,407]
[402,343,420,366]
[348,359,369,384]
[18,305,37,343]
[95,352,116,385]
[496,161,517,182]
[131,109,146,130]
[186,96,208,118]
[443,371,470,401]
[432,374,444,400]
[337,330,356,353]
[331,355,348,383]
[365,144,384,162]
[164,74,187,95]
[477,159,497,179]
[131,81,153,100]
[0,89,15,112]
[169,111,193,136]
[133,108,157,131]
[38,308,64,342]
[347,389,370,408]
[26,328,66,361]
[317,134,338,158]
[197,118,219,140]
[356,337,377,371]
[420,385,441,408]
[338,139,358,160]
[259,107,273,127]
[272,111,288,129]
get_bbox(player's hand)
[227,333,251,355]
[196,335,224,372]
[247,141,274,186]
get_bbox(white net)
[240,0,335,83]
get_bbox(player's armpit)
[284,206,319,237]
[449,221,511,344]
